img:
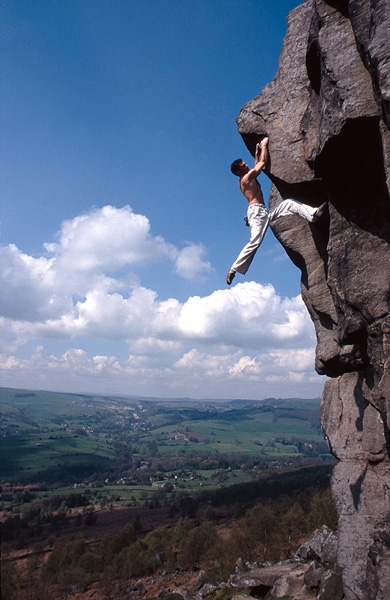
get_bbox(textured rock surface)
[236,1,390,599]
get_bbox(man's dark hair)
[230,159,243,176]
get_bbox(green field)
[0,387,138,434]
[0,430,116,479]
[0,387,328,486]
[136,403,324,457]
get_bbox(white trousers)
[230,199,318,275]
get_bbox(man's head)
[230,159,248,176]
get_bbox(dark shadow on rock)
[314,117,390,243]
[350,467,367,511]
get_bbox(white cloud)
[0,205,212,323]
[15,281,314,352]
[174,283,314,349]
[174,243,213,280]
[0,244,66,321]
[45,205,177,275]
[0,204,324,399]
[0,341,322,400]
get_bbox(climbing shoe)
[312,202,327,222]
[226,269,236,285]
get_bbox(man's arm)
[246,137,269,181]
[254,137,269,170]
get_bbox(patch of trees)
[198,463,334,512]
[17,460,112,486]
[45,492,91,511]
[1,514,28,543]
[1,492,97,544]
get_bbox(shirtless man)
[226,137,326,284]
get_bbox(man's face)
[239,161,249,175]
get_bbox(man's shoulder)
[242,172,260,187]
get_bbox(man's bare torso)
[239,176,265,205]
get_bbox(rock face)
[235,1,390,599]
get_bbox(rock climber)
[226,136,327,285]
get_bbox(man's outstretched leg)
[226,204,270,285]
[270,199,327,223]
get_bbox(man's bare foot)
[226,269,236,285]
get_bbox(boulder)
[296,525,338,566]
[229,561,309,598]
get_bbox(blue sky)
[0,0,324,399]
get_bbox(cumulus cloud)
[0,205,211,323]
[0,204,323,398]
[174,283,312,348]
[45,205,176,275]
[11,281,314,351]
